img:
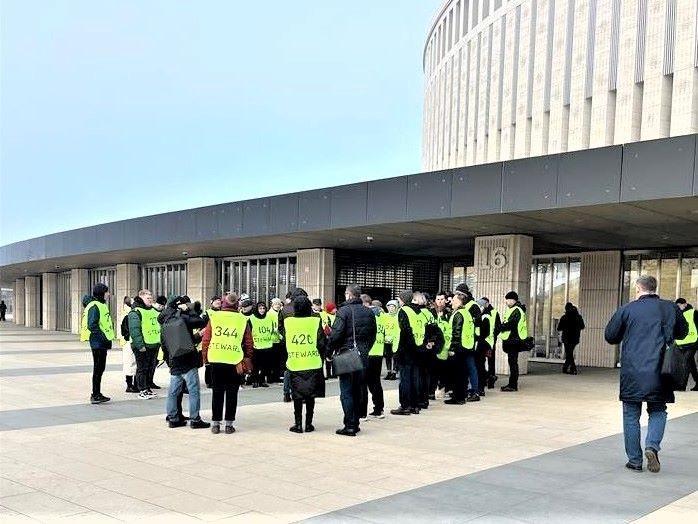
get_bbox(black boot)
[290,402,303,433]
[125,376,138,393]
[305,405,315,433]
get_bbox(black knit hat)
[156,295,167,306]
[92,283,108,299]
[455,283,470,294]
[505,291,519,301]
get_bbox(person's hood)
[404,303,421,313]
[220,296,239,312]
[371,306,382,316]
[684,304,694,312]
[517,302,527,312]
[253,302,267,319]
[92,283,108,302]
[132,296,150,309]
[81,294,92,307]
[340,298,362,307]
[565,305,579,316]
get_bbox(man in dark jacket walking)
[328,284,377,436]
[605,275,688,473]
[557,302,585,375]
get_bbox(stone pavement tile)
[0,504,34,522]
[223,492,325,522]
[160,473,250,501]
[95,475,183,502]
[0,478,34,498]
[40,510,121,523]
[495,493,630,524]
[464,464,582,494]
[299,492,365,512]
[148,493,248,521]
[672,490,698,509]
[239,476,326,502]
[466,515,530,524]
[0,491,89,520]
[70,490,182,521]
[512,453,616,478]
[633,503,698,523]
[217,510,286,523]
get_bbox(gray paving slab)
[0,364,122,377]
[0,378,399,431]
[303,413,698,524]
[0,349,87,355]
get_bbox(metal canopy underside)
[2,135,698,285]
[1,197,696,284]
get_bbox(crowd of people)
[79,281,533,435]
[79,275,697,471]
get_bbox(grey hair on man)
[636,275,658,294]
[345,284,362,299]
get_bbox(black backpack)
[120,315,130,341]
[161,311,196,359]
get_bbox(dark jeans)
[476,346,488,393]
[415,353,431,405]
[507,351,519,388]
[465,352,479,394]
[398,360,420,409]
[134,348,153,392]
[148,348,158,386]
[563,343,578,373]
[212,375,241,422]
[623,401,667,466]
[252,350,274,384]
[339,367,364,429]
[452,351,467,401]
[384,343,394,372]
[428,357,447,395]
[685,348,698,385]
[360,356,384,416]
[487,350,496,380]
[91,348,107,396]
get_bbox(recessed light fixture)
[182,251,189,257]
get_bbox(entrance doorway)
[529,257,581,361]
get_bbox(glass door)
[529,257,581,361]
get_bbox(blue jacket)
[605,294,687,403]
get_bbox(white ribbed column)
[14,279,25,325]
[475,235,533,375]
[296,249,335,305]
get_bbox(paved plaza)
[0,324,696,523]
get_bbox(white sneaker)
[359,416,369,422]
[146,390,158,399]
[138,391,150,400]
[435,388,445,400]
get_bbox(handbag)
[161,311,196,359]
[657,302,691,391]
[332,306,365,376]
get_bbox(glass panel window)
[659,257,678,299]
[568,260,581,307]
[680,257,698,304]
[639,257,658,280]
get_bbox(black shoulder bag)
[332,307,365,376]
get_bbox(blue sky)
[0,1,440,245]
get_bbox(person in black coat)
[605,275,688,473]
[328,284,377,436]
[390,290,421,415]
[286,296,326,433]
[557,302,585,375]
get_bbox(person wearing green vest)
[675,298,698,391]
[414,292,444,409]
[390,290,423,416]
[445,285,481,404]
[285,296,327,433]
[202,293,254,434]
[430,292,451,400]
[499,291,528,392]
[383,300,400,380]
[360,300,386,419]
[477,297,502,391]
[81,283,114,405]
[128,289,162,400]
[249,302,276,388]
[268,297,284,384]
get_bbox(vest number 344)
[480,246,508,269]
[214,326,238,337]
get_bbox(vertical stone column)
[70,269,89,334]
[24,276,40,328]
[186,257,217,304]
[116,264,140,303]
[41,273,57,331]
[577,251,621,368]
[14,279,25,325]
[474,235,533,375]
[296,249,335,305]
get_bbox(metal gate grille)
[56,272,71,331]
[220,254,297,305]
[142,263,187,299]
[335,251,440,303]
[88,268,117,320]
